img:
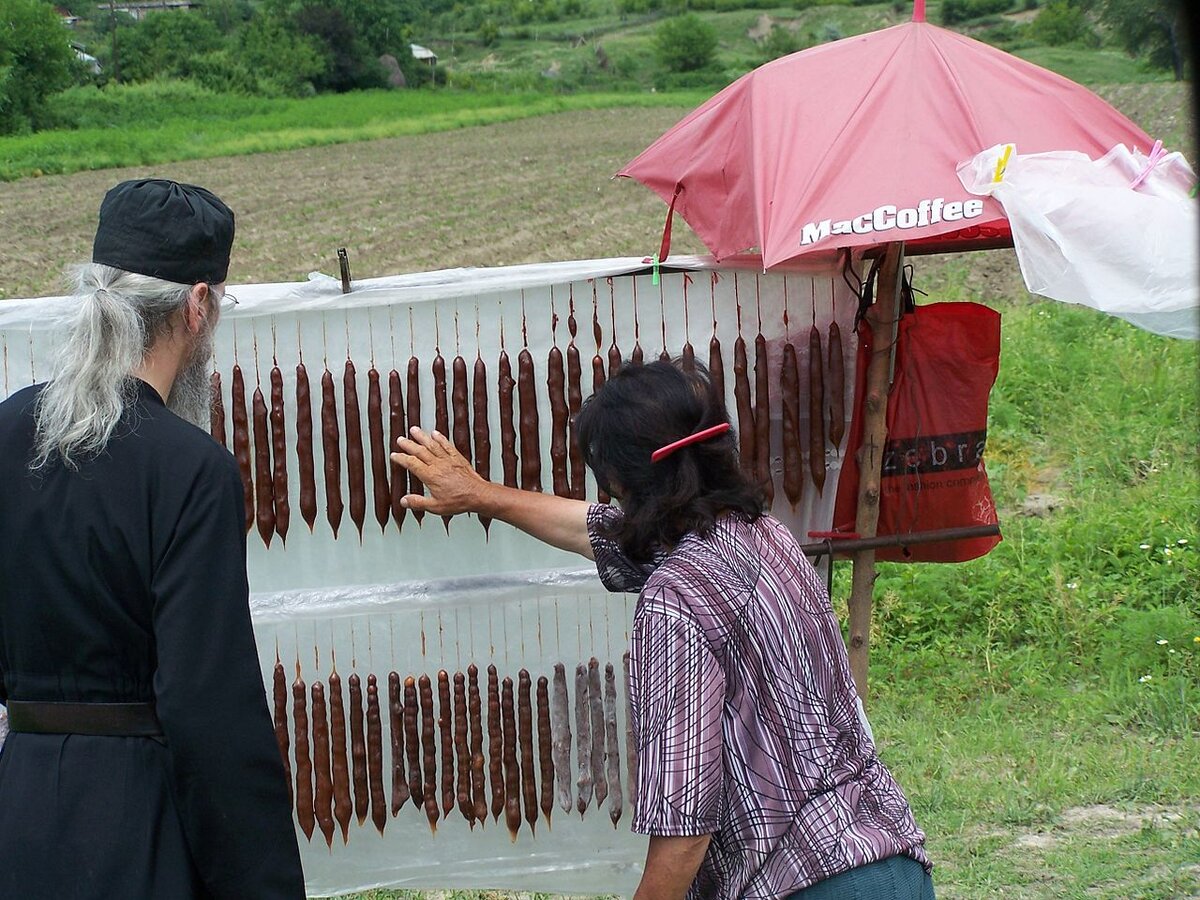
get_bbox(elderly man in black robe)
[0,179,304,898]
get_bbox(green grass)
[1013,46,1175,85]
[0,82,709,182]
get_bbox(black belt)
[7,701,163,737]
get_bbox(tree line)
[0,0,1189,136]
[1,0,444,134]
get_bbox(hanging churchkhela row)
[276,654,636,846]
[211,275,852,548]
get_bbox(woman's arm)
[634,834,713,900]
[392,427,594,559]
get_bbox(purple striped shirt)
[588,505,930,899]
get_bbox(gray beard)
[167,327,215,430]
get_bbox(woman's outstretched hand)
[392,426,492,516]
[392,425,595,559]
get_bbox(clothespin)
[1130,139,1166,190]
[651,253,661,286]
[992,144,1013,184]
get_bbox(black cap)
[92,178,235,285]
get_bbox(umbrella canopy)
[618,12,1153,268]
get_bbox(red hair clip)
[651,422,731,463]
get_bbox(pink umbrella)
[618,1,1153,268]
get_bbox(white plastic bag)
[959,143,1199,339]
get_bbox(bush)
[978,20,1026,48]
[0,0,81,133]
[761,25,801,60]
[653,64,729,90]
[654,13,718,73]
[294,4,386,92]
[1029,0,1097,46]
[616,0,661,13]
[941,0,1013,25]
[236,16,328,96]
[116,10,225,82]
[813,20,844,42]
[478,20,500,45]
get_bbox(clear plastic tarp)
[1,255,859,897]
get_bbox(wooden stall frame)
[847,241,905,703]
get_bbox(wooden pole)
[847,241,904,703]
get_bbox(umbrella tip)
[913,0,925,22]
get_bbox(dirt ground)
[0,84,1192,302]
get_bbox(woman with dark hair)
[392,360,933,900]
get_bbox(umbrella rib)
[926,34,990,155]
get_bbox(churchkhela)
[267,656,653,845]
[211,273,853,547]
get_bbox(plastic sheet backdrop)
[0,255,859,897]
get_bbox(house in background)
[410,42,438,79]
[93,1,201,21]
[72,42,103,75]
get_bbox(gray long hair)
[31,263,214,470]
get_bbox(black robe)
[0,380,304,899]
